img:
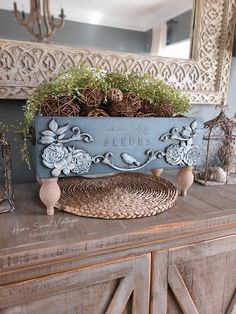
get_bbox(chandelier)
[13,0,65,43]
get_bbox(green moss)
[103,71,190,113]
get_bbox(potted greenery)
[21,65,203,214]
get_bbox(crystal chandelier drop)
[13,0,65,43]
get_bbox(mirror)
[0,0,194,59]
[0,0,235,106]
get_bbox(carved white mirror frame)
[0,0,235,104]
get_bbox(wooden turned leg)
[151,168,163,177]
[176,167,194,196]
[39,178,61,215]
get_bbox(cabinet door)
[0,254,150,314]
[167,235,236,314]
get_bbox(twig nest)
[80,88,104,108]
[79,107,91,117]
[122,92,141,113]
[140,100,158,116]
[155,104,174,117]
[88,109,109,117]
[109,101,134,117]
[40,96,80,116]
[140,100,174,117]
[107,88,123,102]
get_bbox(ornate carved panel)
[0,0,235,104]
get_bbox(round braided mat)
[56,173,178,219]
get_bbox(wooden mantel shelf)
[1,173,236,313]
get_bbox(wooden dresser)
[0,173,236,314]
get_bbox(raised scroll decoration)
[159,120,202,167]
[39,119,94,176]
[39,119,202,177]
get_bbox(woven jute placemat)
[56,173,178,219]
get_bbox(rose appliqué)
[165,144,183,166]
[71,150,92,174]
[42,145,92,177]
[183,147,201,166]
[42,143,69,176]
[42,143,65,167]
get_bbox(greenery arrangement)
[1,64,191,167]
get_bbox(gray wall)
[0,9,150,54]
[144,10,193,53]
[232,27,236,57]
[167,10,192,45]
[0,8,193,56]
[222,57,236,118]
[0,100,35,183]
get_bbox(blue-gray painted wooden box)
[34,117,204,179]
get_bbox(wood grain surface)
[1,172,236,273]
[0,171,236,313]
